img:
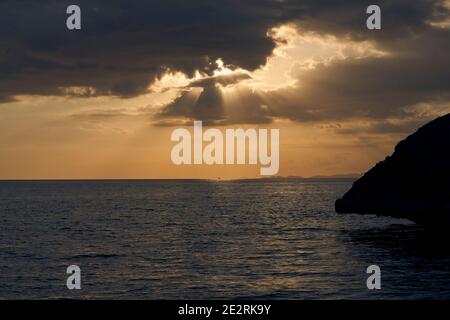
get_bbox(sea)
[1,179,450,299]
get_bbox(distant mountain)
[259,174,360,181]
[335,113,450,226]
[308,173,361,179]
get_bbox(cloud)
[155,72,273,125]
[157,22,450,129]
[271,27,450,123]
[1,0,448,104]
[187,72,251,88]
[0,0,280,100]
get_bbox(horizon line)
[0,175,360,182]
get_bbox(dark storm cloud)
[0,0,282,100]
[289,0,449,41]
[0,0,447,102]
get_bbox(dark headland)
[335,113,450,226]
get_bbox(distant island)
[336,113,450,226]
[256,174,361,181]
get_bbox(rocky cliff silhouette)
[335,113,450,226]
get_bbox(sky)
[0,0,449,179]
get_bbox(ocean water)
[1,179,450,300]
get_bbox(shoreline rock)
[335,113,450,226]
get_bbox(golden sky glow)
[0,24,449,179]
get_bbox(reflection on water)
[0,180,449,299]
